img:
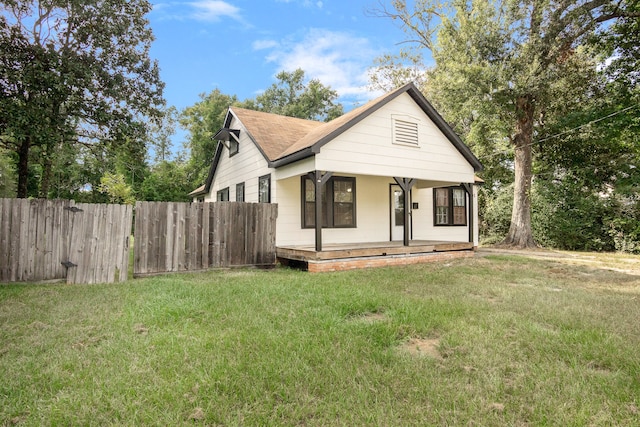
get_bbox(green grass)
[1,255,640,425]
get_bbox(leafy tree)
[179,89,237,184]
[140,160,192,202]
[149,106,178,164]
[98,172,135,205]
[0,0,164,198]
[251,69,344,122]
[372,0,639,248]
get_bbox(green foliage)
[252,69,344,122]
[481,178,640,253]
[369,50,429,92]
[98,172,135,205]
[140,160,192,202]
[0,148,16,197]
[606,194,640,254]
[0,0,164,198]
[533,179,614,252]
[480,184,513,245]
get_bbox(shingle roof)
[230,107,323,161]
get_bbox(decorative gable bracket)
[213,128,240,148]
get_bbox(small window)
[236,182,245,202]
[302,176,356,228]
[393,116,419,146]
[258,174,270,203]
[229,138,239,157]
[434,187,466,226]
[217,187,229,201]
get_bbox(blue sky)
[148,0,413,115]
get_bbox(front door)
[390,185,409,241]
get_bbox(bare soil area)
[477,247,640,276]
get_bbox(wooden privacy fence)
[0,198,132,284]
[134,201,277,276]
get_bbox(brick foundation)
[306,250,475,272]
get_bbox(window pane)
[436,206,449,225]
[453,206,466,225]
[236,183,244,202]
[394,190,404,226]
[305,202,315,227]
[305,179,315,202]
[436,188,449,207]
[259,175,270,203]
[334,202,353,226]
[229,139,238,156]
[333,179,353,203]
[453,189,465,207]
[217,187,229,201]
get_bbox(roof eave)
[188,188,207,197]
[269,147,315,168]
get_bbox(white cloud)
[187,0,241,21]
[151,1,245,23]
[261,28,382,106]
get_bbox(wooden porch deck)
[276,240,474,262]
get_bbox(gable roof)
[231,107,324,161]
[190,82,482,197]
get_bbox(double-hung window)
[434,187,466,226]
[302,176,355,228]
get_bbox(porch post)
[461,183,474,245]
[393,177,417,247]
[307,170,332,252]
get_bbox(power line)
[477,103,639,161]
[536,104,638,144]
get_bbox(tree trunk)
[16,136,31,199]
[502,95,537,248]
[39,140,55,199]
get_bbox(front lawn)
[1,254,639,425]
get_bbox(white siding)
[411,187,470,243]
[276,175,480,247]
[276,175,395,247]
[203,116,273,203]
[315,92,475,184]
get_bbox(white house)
[190,83,483,271]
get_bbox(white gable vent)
[393,117,419,146]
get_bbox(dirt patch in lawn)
[478,247,640,276]
[400,337,443,360]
